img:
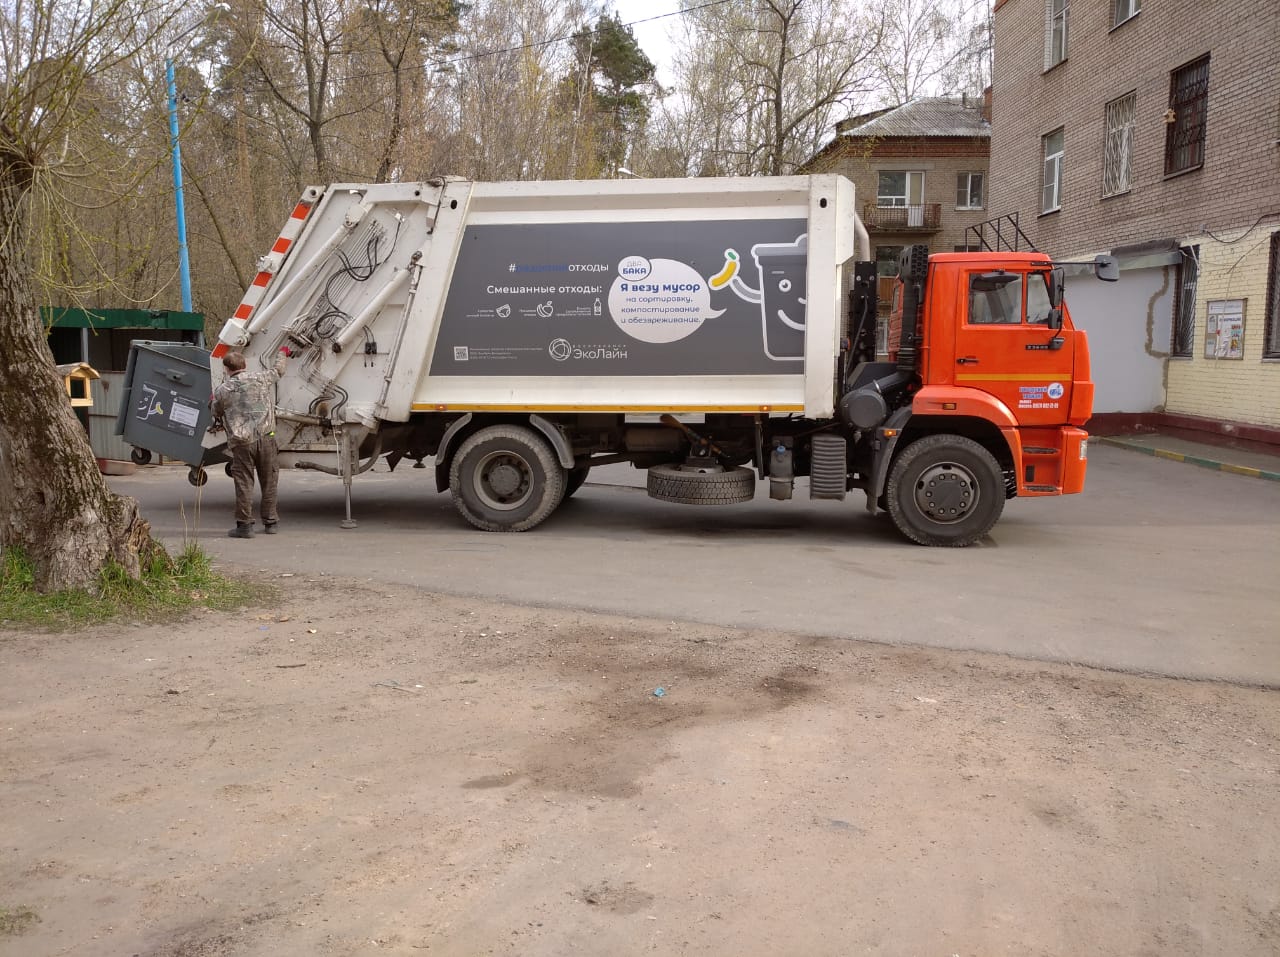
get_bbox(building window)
[1172,245,1199,357]
[1041,128,1064,213]
[1113,0,1140,27]
[1265,232,1280,359]
[1045,0,1069,69]
[1103,92,1136,196]
[1165,55,1209,176]
[956,172,985,209]
[875,245,903,277]
[877,171,924,207]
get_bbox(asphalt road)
[108,443,1280,686]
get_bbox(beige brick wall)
[990,0,1280,427]
[1166,230,1280,427]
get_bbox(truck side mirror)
[1047,307,1064,330]
[1094,255,1119,282]
[1047,267,1065,307]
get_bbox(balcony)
[861,203,941,232]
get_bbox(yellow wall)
[1165,229,1280,428]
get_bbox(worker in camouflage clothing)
[210,347,290,538]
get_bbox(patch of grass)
[0,544,269,631]
[0,905,39,936]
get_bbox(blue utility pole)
[166,58,193,312]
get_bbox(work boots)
[227,522,254,539]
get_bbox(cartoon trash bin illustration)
[711,234,808,361]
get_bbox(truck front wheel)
[885,435,1004,547]
[449,425,566,532]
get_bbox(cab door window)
[968,273,1023,324]
[967,271,1055,324]
[1026,272,1054,324]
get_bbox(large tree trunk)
[0,158,155,592]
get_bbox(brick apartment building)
[988,0,1280,443]
[801,97,991,353]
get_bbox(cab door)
[952,268,1076,426]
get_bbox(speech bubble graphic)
[608,258,725,344]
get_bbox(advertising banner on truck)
[429,219,810,376]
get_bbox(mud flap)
[865,407,913,513]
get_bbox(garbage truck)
[198,174,1116,546]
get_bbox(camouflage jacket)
[211,352,287,448]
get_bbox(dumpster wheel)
[188,467,209,487]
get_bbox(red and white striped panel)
[212,193,320,359]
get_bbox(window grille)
[1165,55,1209,175]
[1172,245,1199,357]
[1265,232,1280,359]
[1103,93,1135,196]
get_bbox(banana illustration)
[708,249,740,289]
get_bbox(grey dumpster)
[115,341,214,468]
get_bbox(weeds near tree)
[0,543,265,630]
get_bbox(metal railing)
[862,203,942,231]
[965,213,1037,252]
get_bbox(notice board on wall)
[1205,299,1246,359]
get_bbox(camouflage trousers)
[229,435,279,526]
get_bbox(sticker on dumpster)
[138,383,203,437]
[430,219,810,376]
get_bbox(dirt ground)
[2,574,1277,957]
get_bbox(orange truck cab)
[845,244,1116,544]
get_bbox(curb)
[1096,437,1280,482]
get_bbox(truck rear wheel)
[449,425,566,532]
[885,434,1004,547]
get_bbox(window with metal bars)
[1103,93,1135,196]
[1265,232,1280,359]
[1172,245,1199,357]
[1165,55,1209,176]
